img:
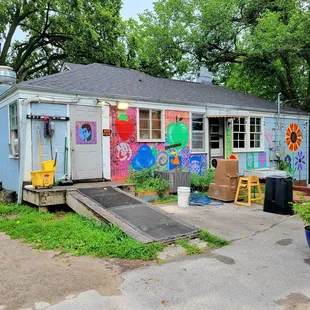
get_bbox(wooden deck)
[22,182,136,208]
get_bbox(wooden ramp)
[67,187,198,244]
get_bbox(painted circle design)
[286,123,302,152]
[156,151,168,168]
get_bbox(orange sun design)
[286,123,302,152]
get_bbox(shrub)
[191,169,215,188]
[126,168,170,197]
[293,201,310,226]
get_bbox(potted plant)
[293,200,310,248]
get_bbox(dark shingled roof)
[19,63,291,113]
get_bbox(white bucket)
[177,187,191,208]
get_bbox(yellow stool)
[234,176,263,207]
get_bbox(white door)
[70,105,103,180]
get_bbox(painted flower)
[286,123,302,152]
[295,151,305,171]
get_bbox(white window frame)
[191,112,207,154]
[137,108,164,142]
[8,102,19,158]
[232,117,264,152]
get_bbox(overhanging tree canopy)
[134,0,310,109]
[0,0,125,81]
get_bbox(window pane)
[211,141,220,149]
[140,129,150,139]
[192,113,204,131]
[239,140,245,148]
[255,140,260,148]
[152,129,161,139]
[192,132,204,151]
[240,125,245,132]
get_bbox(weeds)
[199,230,230,248]
[176,239,203,255]
[0,204,164,260]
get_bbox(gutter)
[17,96,80,204]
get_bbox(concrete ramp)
[66,187,198,244]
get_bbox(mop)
[56,135,73,186]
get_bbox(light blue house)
[0,63,309,203]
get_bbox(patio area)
[158,202,294,241]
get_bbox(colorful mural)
[76,121,97,144]
[246,152,255,169]
[295,151,305,171]
[264,129,274,143]
[286,123,302,151]
[225,127,232,158]
[258,152,267,168]
[110,108,207,180]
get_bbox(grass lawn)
[0,204,163,260]
[0,204,230,261]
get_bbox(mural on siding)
[110,108,207,180]
[264,129,274,142]
[295,151,305,171]
[258,152,267,168]
[286,123,302,152]
[246,152,255,169]
[76,121,97,144]
[225,127,232,158]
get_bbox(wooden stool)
[234,176,263,207]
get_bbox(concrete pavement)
[48,214,310,310]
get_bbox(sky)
[121,0,154,19]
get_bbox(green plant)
[199,230,230,248]
[279,160,295,180]
[126,169,170,198]
[176,239,203,255]
[190,169,215,188]
[0,204,164,260]
[293,201,310,226]
[149,195,178,205]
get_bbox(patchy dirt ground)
[0,233,149,310]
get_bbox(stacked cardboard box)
[208,159,239,202]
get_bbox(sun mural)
[286,123,302,152]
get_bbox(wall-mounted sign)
[103,129,112,137]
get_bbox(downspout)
[18,96,80,204]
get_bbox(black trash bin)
[263,176,293,215]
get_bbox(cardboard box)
[208,183,236,202]
[215,159,239,178]
[215,176,239,189]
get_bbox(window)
[250,117,262,148]
[233,118,246,149]
[191,113,206,152]
[138,109,163,141]
[9,102,19,157]
[233,117,263,151]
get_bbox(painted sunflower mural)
[285,123,302,152]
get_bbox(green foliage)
[176,239,203,255]
[199,230,230,248]
[279,160,295,180]
[190,169,215,188]
[0,0,126,80]
[149,195,178,205]
[126,169,170,198]
[0,204,163,260]
[293,201,310,226]
[136,0,310,109]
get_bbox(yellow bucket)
[30,170,54,188]
[42,160,56,172]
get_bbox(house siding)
[233,116,307,182]
[110,107,208,181]
[0,105,20,192]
